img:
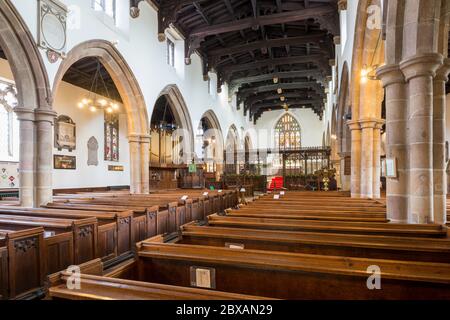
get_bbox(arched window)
[0,80,18,159]
[275,113,301,150]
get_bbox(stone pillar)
[348,121,361,197]
[400,53,443,224]
[377,64,409,223]
[129,135,142,194]
[360,120,375,198]
[338,152,351,191]
[35,109,56,206]
[140,135,150,194]
[14,108,35,207]
[432,59,450,224]
[372,121,384,199]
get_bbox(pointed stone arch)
[157,84,195,154]
[0,0,54,206]
[349,0,385,199]
[198,109,224,177]
[53,40,150,193]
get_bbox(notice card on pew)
[203,192,209,196]
[181,195,188,200]
[240,188,246,192]
[218,190,223,193]
[273,194,280,200]
[190,266,216,289]
[225,242,245,250]
[280,191,285,196]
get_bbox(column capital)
[34,108,57,123]
[128,133,142,143]
[376,64,405,87]
[140,134,151,144]
[129,133,151,143]
[399,53,443,81]
[358,118,385,129]
[346,120,361,131]
[14,107,35,121]
[435,58,450,82]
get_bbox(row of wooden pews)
[43,190,450,300]
[0,188,239,299]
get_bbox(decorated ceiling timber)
[134,0,339,122]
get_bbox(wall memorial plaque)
[38,0,67,59]
[54,155,76,170]
[87,137,99,166]
[55,115,76,151]
[344,156,351,176]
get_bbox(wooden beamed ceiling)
[144,0,339,123]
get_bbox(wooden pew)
[225,208,388,223]
[49,272,271,300]
[135,239,450,299]
[49,200,177,236]
[51,198,186,234]
[45,203,158,242]
[0,214,97,273]
[243,202,386,213]
[179,223,450,263]
[0,227,46,299]
[0,207,133,264]
[47,257,271,300]
[207,214,448,238]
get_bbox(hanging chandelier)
[77,61,120,113]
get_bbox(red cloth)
[268,176,284,191]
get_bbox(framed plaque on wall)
[38,0,67,57]
[385,158,398,178]
[55,115,76,151]
[54,155,76,170]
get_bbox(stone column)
[338,152,351,191]
[140,135,150,194]
[35,109,56,206]
[377,64,409,223]
[347,121,361,198]
[372,121,384,199]
[400,53,443,224]
[359,120,375,198]
[432,59,450,224]
[14,108,35,207]
[129,134,142,194]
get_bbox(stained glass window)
[275,113,301,150]
[104,112,119,161]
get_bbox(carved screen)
[104,112,119,161]
[275,113,301,150]
[0,80,18,159]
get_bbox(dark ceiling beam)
[238,81,323,96]
[157,0,209,41]
[244,92,323,115]
[245,91,323,107]
[230,69,324,86]
[218,54,327,75]
[189,5,337,38]
[252,104,323,123]
[207,33,326,59]
[250,99,323,111]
